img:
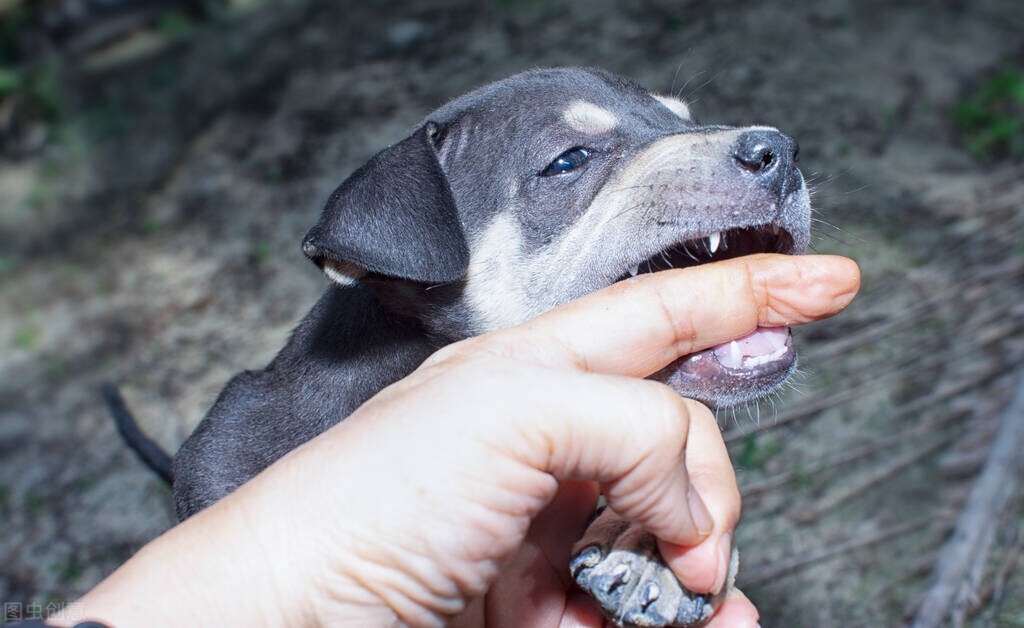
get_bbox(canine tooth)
[629,265,639,277]
[708,232,721,254]
[728,340,742,365]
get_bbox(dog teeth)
[629,265,640,277]
[708,232,722,254]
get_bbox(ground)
[1,0,1023,625]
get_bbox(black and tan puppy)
[159,67,810,627]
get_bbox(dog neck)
[272,283,440,430]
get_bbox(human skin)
[60,253,860,627]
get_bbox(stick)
[741,516,937,588]
[741,407,970,498]
[910,370,1024,628]
[791,434,951,524]
[725,358,1004,444]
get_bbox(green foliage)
[737,434,783,472]
[141,216,162,235]
[0,66,21,96]
[13,324,39,350]
[955,65,1024,160]
[157,10,195,39]
[0,254,17,275]
[251,240,272,264]
[791,465,817,488]
[50,557,84,585]
[0,61,64,155]
[25,63,63,120]
[663,16,686,31]
[23,491,45,513]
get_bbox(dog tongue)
[712,327,790,370]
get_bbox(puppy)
[165,67,810,627]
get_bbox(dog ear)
[301,122,469,285]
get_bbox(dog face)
[302,68,811,406]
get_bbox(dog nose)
[733,129,799,193]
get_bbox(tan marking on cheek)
[463,214,536,331]
[545,130,748,272]
[563,101,618,134]
[653,94,693,121]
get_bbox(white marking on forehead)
[653,94,692,121]
[563,101,618,134]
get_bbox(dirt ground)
[2,0,1023,625]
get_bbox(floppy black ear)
[301,123,469,284]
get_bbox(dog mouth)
[617,224,795,280]
[621,224,799,407]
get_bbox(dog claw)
[570,544,603,578]
[608,564,631,590]
[641,581,661,609]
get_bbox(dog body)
[173,67,810,626]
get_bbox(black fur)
[302,124,469,283]
[102,383,174,484]
[106,67,810,523]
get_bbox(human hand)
[70,254,859,627]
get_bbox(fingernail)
[712,531,733,594]
[687,485,714,537]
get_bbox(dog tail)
[101,383,174,485]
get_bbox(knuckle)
[742,259,771,311]
[652,281,699,354]
[642,382,691,444]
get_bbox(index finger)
[490,254,859,377]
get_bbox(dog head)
[302,67,811,406]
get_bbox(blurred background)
[1,0,1022,625]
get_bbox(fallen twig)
[741,516,938,588]
[910,370,1024,628]
[790,434,952,524]
[741,406,970,498]
[969,524,1023,621]
[725,357,1005,444]
[803,259,1021,364]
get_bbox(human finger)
[653,402,741,595]
[705,588,759,628]
[471,254,859,377]
[485,367,721,546]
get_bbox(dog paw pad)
[570,510,727,627]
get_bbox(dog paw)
[570,508,733,628]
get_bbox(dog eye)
[540,147,591,176]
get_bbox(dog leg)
[570,508,737,628]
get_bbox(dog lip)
[654,327,797,406]
[617,223,796,282]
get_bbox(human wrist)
[63,485,314,627]
[243,435,473,626]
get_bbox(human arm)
[60,253,860,627]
